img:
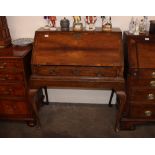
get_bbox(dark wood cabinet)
[0,45,41,125]
[30,27,126,131]
[121,32,155,129]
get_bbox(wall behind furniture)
[7,16,155,104]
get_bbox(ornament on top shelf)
[134,18,139,35]
[101,16,112,31]
[129,17,135,34]
[128,16,149,35]
[139,16,149,34]
[60,17,70,31]
[43,16,57,31]
[85,16,97,31]
[73,16,83,31]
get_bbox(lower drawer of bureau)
[130,104,155,119]
[0,99,31,115]
[33,66,117,77]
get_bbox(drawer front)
[0,73,24,82]
[129,69,155,79]
[127,78,155,88]
[0,84,25,97]
[33,66,117,77]
[0,99,30,115]
[129,88,155,103]
[130,104,155,119]
[0,59,23,74]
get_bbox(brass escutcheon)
[150,81,155,87]
[147,93,155,100]
[144,110,152,117]
[152,72,155,78]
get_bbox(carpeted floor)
[0,103,155,138]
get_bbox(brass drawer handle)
[0,75,9,81]
[147,93,155,100]
[144,110,152,117]
[150,81,155,87]
[0,66,4,69]
[0,63,7,69]
[152,72,155,78]
[133,72,137,76]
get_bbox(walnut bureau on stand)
[29,27,126,131]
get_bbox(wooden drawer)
[130,104,155,119]
[0,73,24,82]
[129,69,155,79]
[0,59,23,73]
[0,99,30,115]
[33,66,117,77]
[129,88,155,103]
[127,78,155,88]
[0,84,25,97]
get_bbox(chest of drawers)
[121,32,155,130]
[0,45,41,126]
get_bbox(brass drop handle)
[0,63,6,69]
[150,81,155,87]
[0,66,4,69]
[144,110,152,117]
[147,93,155,100]
[0,75,8,81]
[152,72,155,78]
[0,63,7,69]
[133,72,137,76]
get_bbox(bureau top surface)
[32,28,123,67]
[0,45,31,58]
